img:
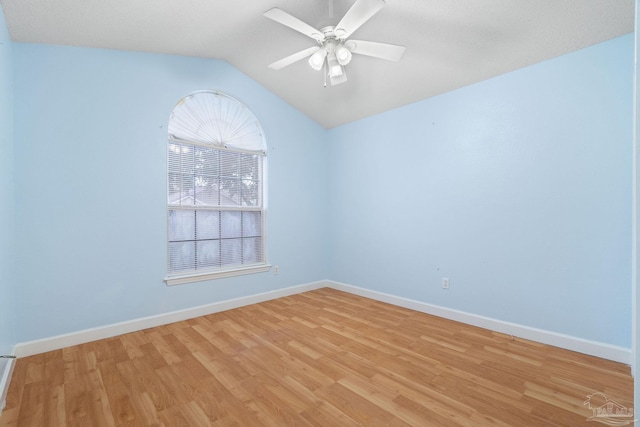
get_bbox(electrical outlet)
[442,277,450,289]
[274,265,279,275]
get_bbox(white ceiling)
[0,0,634,128]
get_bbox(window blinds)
[168,90,266,154]
[167,143,264,273]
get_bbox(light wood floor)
[0,288,633,426]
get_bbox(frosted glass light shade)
[308,48,327,71]
[327,54,344,77]
[335,44,352,65]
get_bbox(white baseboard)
[12,279,632,365]
[327,281,632,365]
[15,281,327,358]
[0,354,16,415]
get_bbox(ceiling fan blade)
[268,46,320,70]
[334,0,385,39]
[264,8,325,41]
[347,40,406,62]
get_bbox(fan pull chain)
[323,60,328,88]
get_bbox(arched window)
[165,91,269,285]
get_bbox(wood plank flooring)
[0,288,633,426]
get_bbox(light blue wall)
[0,6,15,358]
[7,31,635,353]
[12,44,328,342]
[328,34,633,348]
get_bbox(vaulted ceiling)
[0,0,634,128]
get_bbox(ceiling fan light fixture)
[308,48,327,71]
[329,68,348,86]
[327,53,344,78]
[264,0,406,87]
[335,44,352,65]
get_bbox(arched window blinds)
[165,91,268,284]
[168,90,266,154]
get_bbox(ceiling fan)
[264,0,406,86]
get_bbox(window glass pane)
[241,182,259,207]
[168,144,182,173]
[242,154,259,175]
[242,154,258,207]
[194,146,218,176]
[169,241,195,272]
[180,145,194,174]
[220,151,240,178]
[197,240,220,269]
[219,177,241,206]
[180,173,195,206]
[243,237,261,264]
[220,151,241,207]
[242,211,261,237]
[221,238,242,266]
[168,172,182,206]
[194,177,220,206]
[196,210,220,240]
[168,210,195,241]
[221,211,242,238]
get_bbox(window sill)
[164,264,272,286]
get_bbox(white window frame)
[164,91,269,285]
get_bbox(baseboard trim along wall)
[13,280,631,366]
[327,281,632,365]
[14,281,326,358]
[0,355,16,415]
